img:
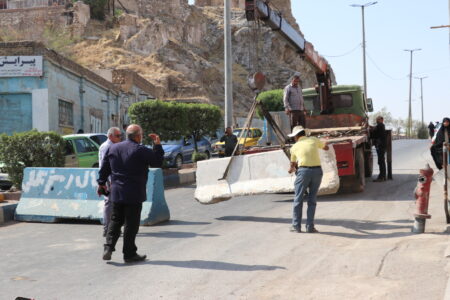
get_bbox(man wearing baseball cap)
[288,125,329,233]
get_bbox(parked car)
[162,136,212,168]
[63,134,102,168]
[213,127,263,156]
[0,163,13,190]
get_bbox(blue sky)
[292,0,449,123]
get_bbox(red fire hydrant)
[412,164,434,233]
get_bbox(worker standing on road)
[370,116,387,182]
[431,117,450,170]
[220,127,238,157]
[283,73,306,129]
[97,124,164,263]
[428,122,435,139]
[98,127,122,237]
[288,126,329,233]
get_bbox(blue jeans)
[292,167,323,229]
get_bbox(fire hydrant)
[412,164,434,233]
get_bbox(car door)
[64,139,78,167]
[73,137,99,167]
[183,137,195,163]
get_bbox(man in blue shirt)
[98,124,164,263]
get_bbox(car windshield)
[162,139,182,145]
[233,129,251,138]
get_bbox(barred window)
[0,0,7,9]
[59,99,73,126]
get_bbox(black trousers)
[431,145,443,170]
[105,202,142,259]
[376,148,386,179]
[290,110,306,130]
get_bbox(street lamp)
[414,76,427,126]
[350,1,377,99]
[404,48,421,137]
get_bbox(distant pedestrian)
[98,127,122,237]
[428,122,435,139]
[98,124,164,263]
[283,73,306,129]
[288,125,329,233]
[77,129,84,134]
[370,116,387,182]
[220,127,238,157]
[431,117,450,170]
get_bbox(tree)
[128,100,222,149]
[368,107,393,127]
[256,89,284,118]
[184,103,222,152]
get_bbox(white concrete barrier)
[195,147,339,204]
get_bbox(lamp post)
[224,0,233,128]
[414,76,427,126]
[404,48,421,137]
[350,1,377,99]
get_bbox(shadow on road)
[108,260,286,271]
[154,220,212,226]
[137,231,218,238]
[217,216,414,239]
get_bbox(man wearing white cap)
[283,73,306,129]
[288,125,329,233]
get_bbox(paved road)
[1,140,449,300]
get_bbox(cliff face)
[67,1,334,116]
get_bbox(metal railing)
[0,0,67,10]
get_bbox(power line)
[322,43,361,58]
[366,50,408,80]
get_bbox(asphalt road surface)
[1,140,449,300]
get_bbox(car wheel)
[175,154,183,169]
[205,151,211,159]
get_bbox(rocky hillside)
[66,2,335,116]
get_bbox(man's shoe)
[124,254,147,263]
[306,227,319,233]
[103,248,112,261]
[373,178,386,182]
[289,226,301,233]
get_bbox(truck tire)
[339,147,365,193]
[364,149,373,178]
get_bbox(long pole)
[404,48,421,137]
[351,2,377,99]
[361,6,368,98]
[415,76,427,125]
[224,0,233,128]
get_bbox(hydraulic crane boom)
[245,0,333,113]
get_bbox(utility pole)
[224,0,233,128]
[350,2,377,99]
[415,76,427,126]
[404,48,421,137]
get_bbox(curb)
[164,168,196,188]
[0,200,18,224]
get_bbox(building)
[0,41,127,135]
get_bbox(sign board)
[0,56,43,77]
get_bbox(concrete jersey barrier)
[195,147,340,204]
[15,167,170,225]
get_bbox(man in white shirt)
[99,127,122,237]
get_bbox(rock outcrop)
[68,1,335,116]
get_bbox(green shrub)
[0,130,65,189]
[256,89,284,118]
[417,125,428,139]
[192,151,208,163]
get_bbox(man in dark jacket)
[370,116,387,182]
[431,117,450,170]
[98,124,164,263]
[220,127,238,157]
[428,122,435,139]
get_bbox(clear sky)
[292,0,449,124]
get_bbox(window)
[65,140,74,155]
[331,94,353,108]
[59,100,73,127]
[0,0,7,9]
[89,135,107,146]
[253,129,262,138]
[74,138,97,153]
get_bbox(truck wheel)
[364,149,373,178]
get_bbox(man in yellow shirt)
[288,126,329,233]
